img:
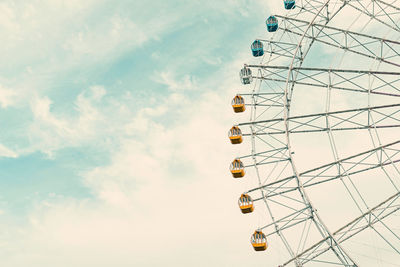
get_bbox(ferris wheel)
[229,0,400,266]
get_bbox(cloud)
[0,1,267,266]
[0,144,18,158]
[0,85,17,108]
[62,15,149,61]
[155,71,198,92]
[26,86,107,156]
[0,7,274,259]
[0,51,278,266]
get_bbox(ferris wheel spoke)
[275,14,400,67]
[253,76,400,97]
[250,65,400,97]
[245,92,285,108]
[256,40,303,62]
[248,140,400,198]
[239,147,290,167]
[238,147,288,160]
[281,191,400,266]
[240,104,400,135]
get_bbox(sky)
[1,1,400,266]
[0,0,283,266]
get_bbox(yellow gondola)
[251,230,267,251]
[231,95,245,113]
[238,194,254,214]
[230,159,245,178]
[229,126,243,144]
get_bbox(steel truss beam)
[240,103,400,135]
[257,40,303,62]
[281,191,400,266]
[238,147,290,167]
[238,92,285,107]
[275,15,400,67]
[246,91,285,108]
[248,65,400,97]
[249,140,400,199]
[249,65,400,74]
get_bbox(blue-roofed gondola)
[251,40,264,57]
[284,0,296,9]
[266,16,278,32]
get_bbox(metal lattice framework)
[231,0,400,266]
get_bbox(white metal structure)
[232,1,400,266]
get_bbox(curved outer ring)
[284,0,357,264]
[250,0,358,265]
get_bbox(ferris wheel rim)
[281,0,400,265]
[280,0,361,265]
[321,3,400,260]
[247,0,357,264]
[238,0,400,265]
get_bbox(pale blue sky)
[0,1,280,266]
[0,1,263,210]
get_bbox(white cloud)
[62,15,148,60]
[0,85,17,108]
[155,71,198,92]
[0,52,279,266]
[0,32,273,265]
[0,144,18,158]
[0,3,19,34]
[25,86,107,156]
